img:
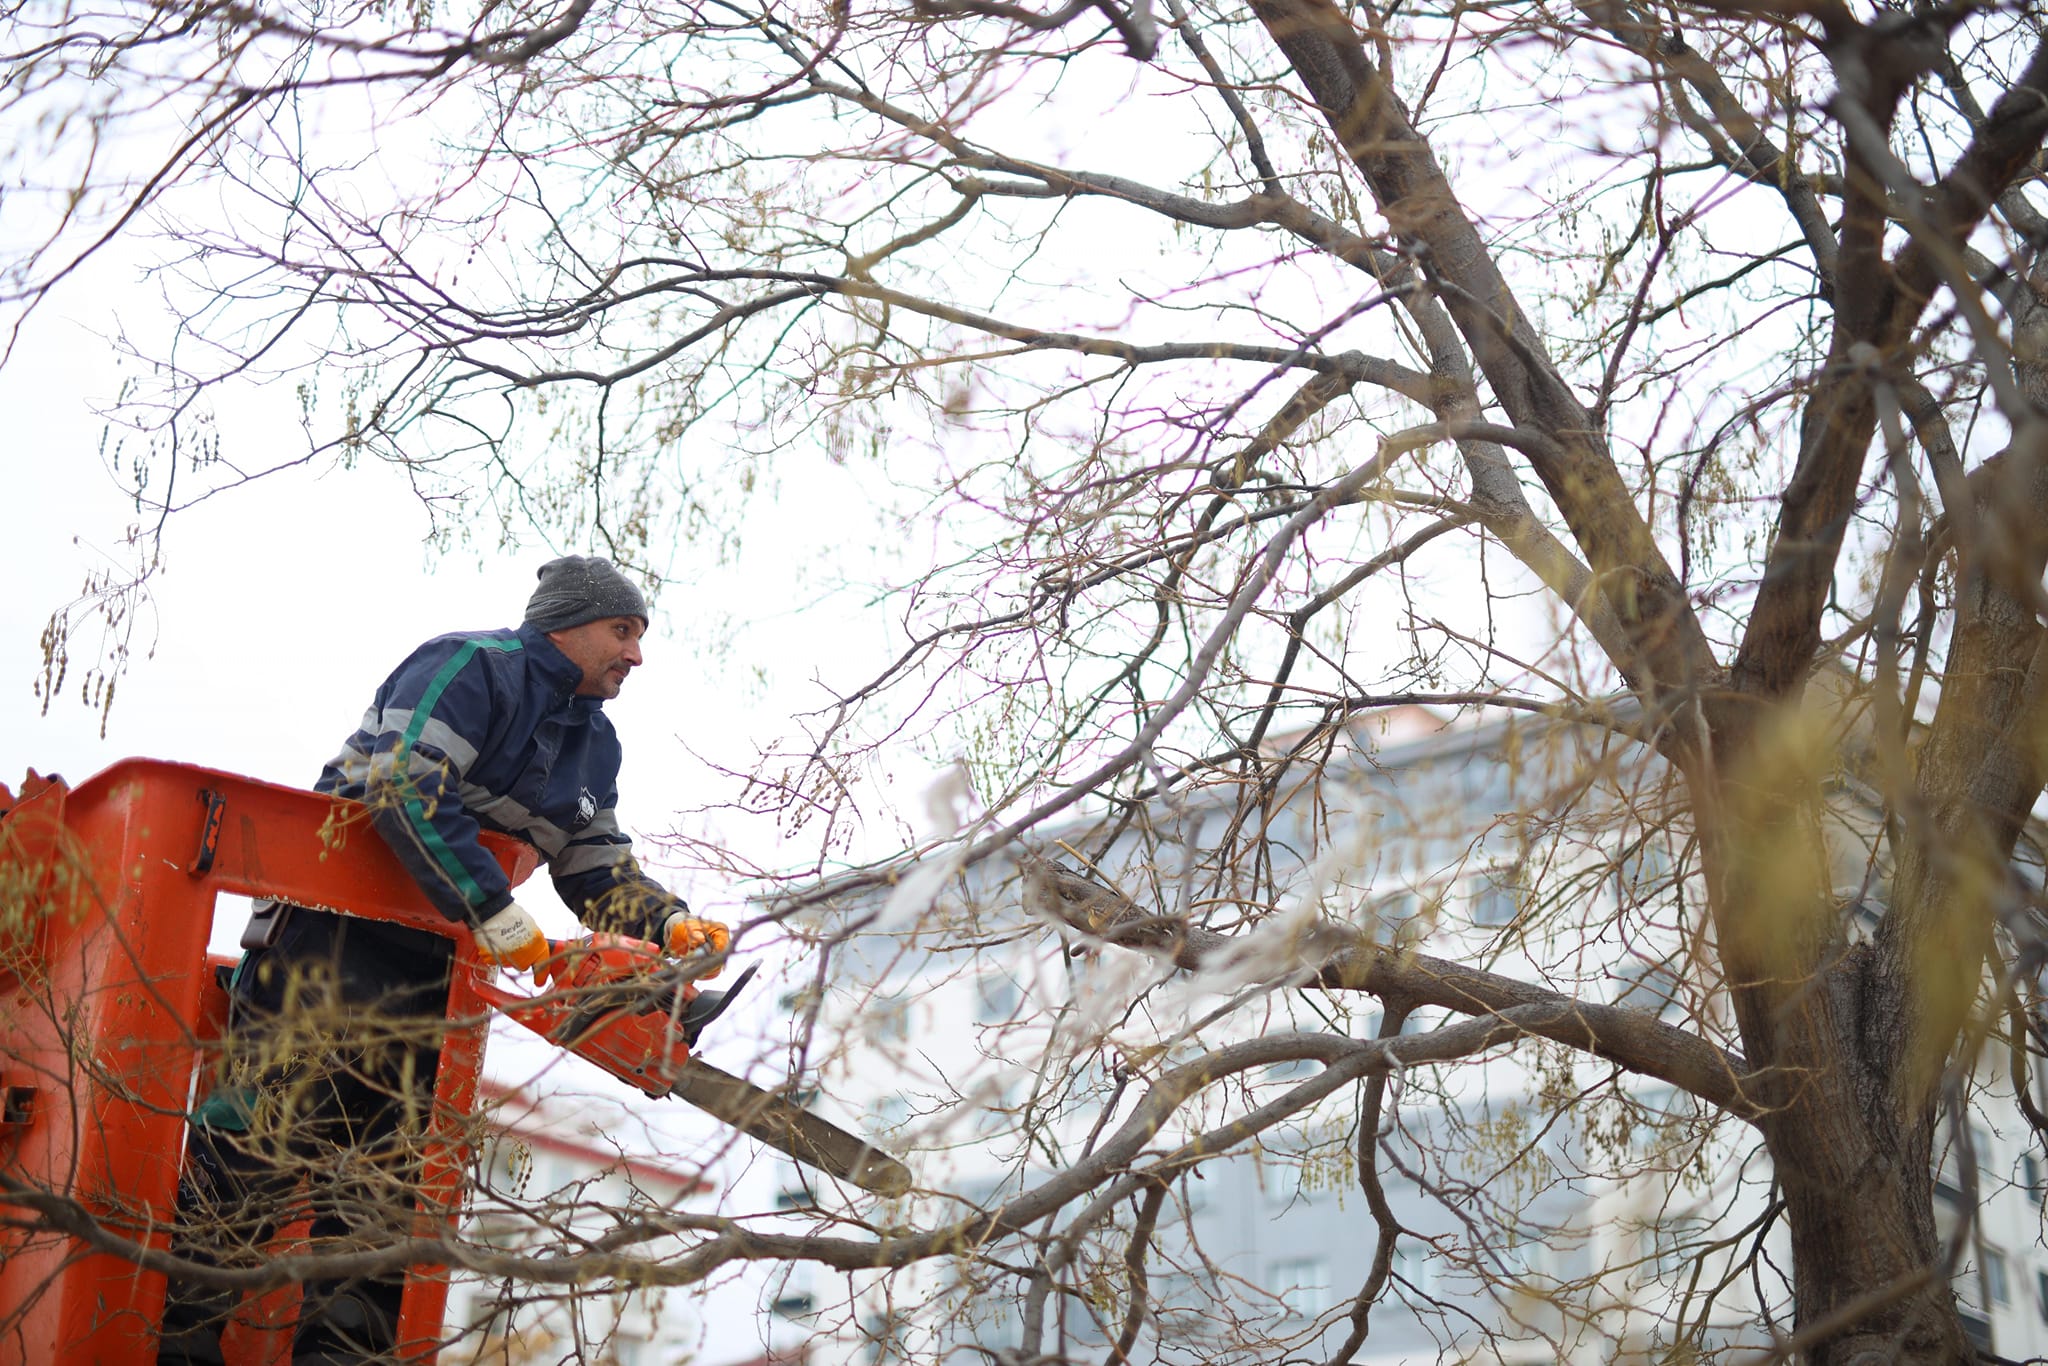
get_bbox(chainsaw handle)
[531,939,577,991]
[532,933,727,990]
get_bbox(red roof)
[478,1079,715,1195]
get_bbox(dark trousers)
[158,908,455,1364]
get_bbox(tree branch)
[1036,867,1764,1120]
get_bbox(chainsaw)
[469,934,911,1196]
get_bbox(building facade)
[729,705,2048,1363]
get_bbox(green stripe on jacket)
[395,636,524,910]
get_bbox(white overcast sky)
[0,257,933,931]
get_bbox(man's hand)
[663,912,731,977]
[475,902,551,971]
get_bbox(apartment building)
[729,704,2048,1363]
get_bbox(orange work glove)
[474,902,551,972]
[662,912,730,977]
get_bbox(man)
[158,556,730,1364]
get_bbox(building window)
[1373,888,1422,931]
[770,1263,818,1320]
[2023,1151,2042,1196]
[470,1296,516,1345]
[873,993,912,1043]
[1155,1270,1198,1310]
[1984,1248,2011,1306]
[1455,755,1504,809]
[975,973,1020,1024]
[775,1162,815,1209]
[1649,1217,1709,1283]
[869,1094,911,1136]
[1936,1121,1994,1202]
[1615,839,1673,906]
[1392,1241,1438,1297]
[1469,869,1523,927]
[1497,1233,1547,1282]
[1959,1303,1994,1353]
[1616,959,1685,1021]
[862,1310,909,1362]
[2034,1268,2048,1324]
[1268,1257,1329,1318]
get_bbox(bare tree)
[8,0,2048,1358]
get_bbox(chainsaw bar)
[482,939,912,1197]
[667,1058,912,1197]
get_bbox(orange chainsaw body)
[476,934,701,1097]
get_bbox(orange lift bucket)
[0,758,538,1366]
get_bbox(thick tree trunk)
[1752,978,1963,1362]
[1691,700,1980,1366]
[1699,483,2048,1359]
[1696,843,1965,1361]
[1773,1109,1961,1363]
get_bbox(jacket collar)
[517,623,594,707]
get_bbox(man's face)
[547,616,646,699]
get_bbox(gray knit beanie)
[523,556,650,632]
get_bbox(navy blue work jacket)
[316,623,680,939]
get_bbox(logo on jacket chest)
[573,789,598,829]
